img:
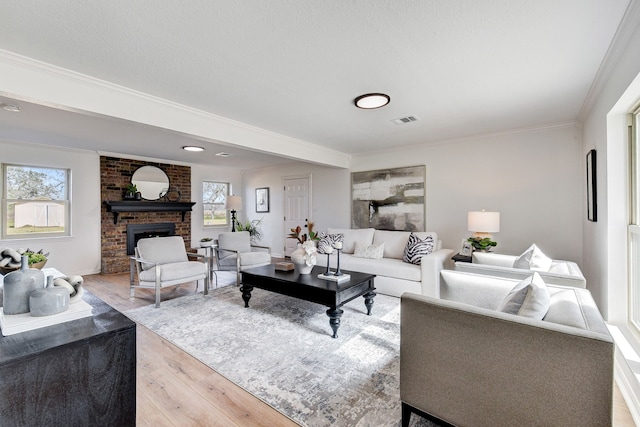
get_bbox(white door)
[284,176,310,257]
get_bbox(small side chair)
[130,236,209,307]
[214,231,271,285]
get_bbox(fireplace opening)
[126,223,176,255]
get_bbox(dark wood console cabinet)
[0,292,136,426]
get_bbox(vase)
[2,255,45,315]
[29,275,70,317]
[290,243,316,275]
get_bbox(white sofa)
[401,270,613,426]
[454,251,587,288]
[315,228,454,297]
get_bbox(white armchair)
[214,231,271,285]
[454,250,586,288]
[130,236,209,307]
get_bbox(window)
[2,164,70,239]
[203,181,229,227]
[630,107,640,331]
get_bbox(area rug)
[125,280,438,427]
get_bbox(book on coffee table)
[275,261,294,271]
[317,273,351,283]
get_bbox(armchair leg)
[155,265,162,308]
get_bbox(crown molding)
[0,49,350,168]
[578,0,640,121]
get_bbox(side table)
[451,253,472,263]
[201,244,218,289]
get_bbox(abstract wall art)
[351,165,426,231]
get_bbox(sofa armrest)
[400,292,614,427]
[419,248,455,297]
[454,262,587,288]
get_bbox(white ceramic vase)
[291,242,317,274]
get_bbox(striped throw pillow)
[403,233,434,265]
[317,233,344,254]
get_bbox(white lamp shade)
[226,195,243,211]
[468,211,500,233]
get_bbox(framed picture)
[351,165,426,231]
[255,187,270,213]
[460,240,473,256]
[586,149,597,222]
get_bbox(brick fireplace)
[100,156,192,274]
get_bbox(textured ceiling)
[0,1,633,167]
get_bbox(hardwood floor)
[83,272,637,426]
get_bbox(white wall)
[352,125,584,263]
[0,140,101,276]
[582,20,640,322]
[242,125,583,267]
[242,163,350,257]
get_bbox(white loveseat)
[401,270,613,426]
[455,251,586,288]
[315,228,454,297]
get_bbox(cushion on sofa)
[548,262,571,275]
[496,272,551,319]
[353,241,385,259]
[317,233,344,255]
[340,254,422,282]
[327,228,375,254]
[513,244,553,272]
[403,233,435,265]
[372,230,438,259]
[543,288,588,330]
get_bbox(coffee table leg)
[363,291,376,315]
[326,307,344,339]
[240,285,253,308]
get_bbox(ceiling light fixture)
[216,152,232,157]
[182,146,204,152]
[354,93,390,109]
[1,103,21,113]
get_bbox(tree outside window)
[203,181,229,226]
[2,164,70,238]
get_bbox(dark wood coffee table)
[240,265,376,338]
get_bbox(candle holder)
[325,252,332,275]
[334,248,343,276]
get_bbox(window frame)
[629,106,640,333]
[2,163,71,239]
[202,180,230,228]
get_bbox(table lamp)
[468,211,500,239]
[226,195,243,232]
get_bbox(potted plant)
[199,237,214,248]
[236,217,265,244]
[124,183,138,200]
[467,237,497,252]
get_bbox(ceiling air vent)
[216,152,232,157]
[391,115,420,125]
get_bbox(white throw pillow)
[497,273,551,320]
[353,241,385,259]
[513,244,553,272]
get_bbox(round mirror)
[131,166,170,200]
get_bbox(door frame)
[282,173,313,257]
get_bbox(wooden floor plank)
[83,272,636,427]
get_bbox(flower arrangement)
[287,220,320,243]
[301,240,317,267]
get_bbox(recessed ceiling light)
[354,93,390,109]
[216,152,232,157]
[182,146,204,152]
[1,103,21,113]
